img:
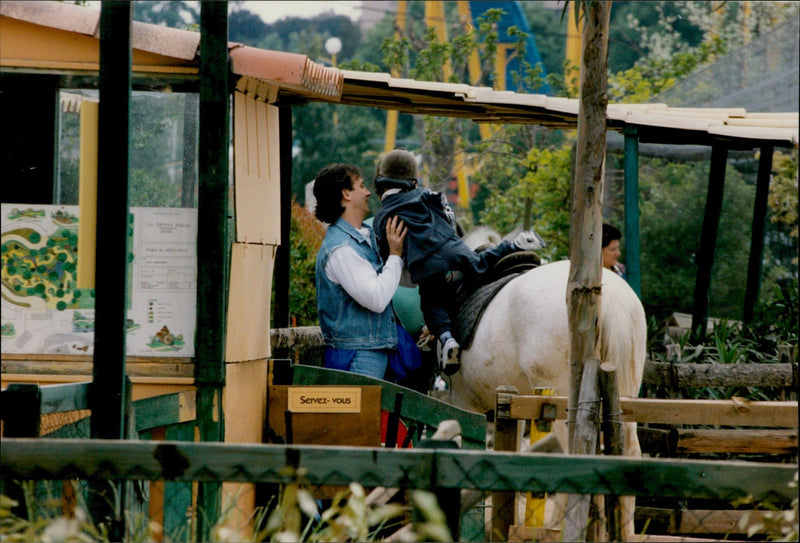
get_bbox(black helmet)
[375,149,418,192]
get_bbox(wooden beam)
[40,381,91,413]
[506,395,798,428]
[692,145,728,339]
[272,105,292,328]
[90,4,133,536]
[675,428,797,454]
[2,438,795,502]
[493,386,522,541]
[196,2,229,538]
[134,390,196,431]
[642,361,796,388]
[743,145,774,322]
[90,0,131,442]
[635,507,792,536]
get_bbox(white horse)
[448,229,647,539]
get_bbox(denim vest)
[316,218,397,350]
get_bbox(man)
[313,163,413,380]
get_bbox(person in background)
[372,149,545,376]
[313,163,419,381]
[602,223,627,278]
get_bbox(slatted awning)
[2,1,797,149]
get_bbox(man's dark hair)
[602,223,622,248]
[313,163,362,224]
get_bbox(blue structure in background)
[469,1,552,95]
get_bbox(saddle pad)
[453,273,521,351]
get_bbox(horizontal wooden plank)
[39,381,91,413]
[676,428,798,454]
[636,507,791,535]
[133,390,196,431]
[1,438,795,502]
[643,362,796,388]
[2,359,194,378]
[1,354,192,363]
[506,395,798,428]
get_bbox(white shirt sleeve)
[324,246,403,313]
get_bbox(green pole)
[196,2,229,539]
[623,126,641,298]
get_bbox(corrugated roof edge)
[229,46,342,100]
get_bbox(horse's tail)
[598,273,647,397]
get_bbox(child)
[372,149,544,375]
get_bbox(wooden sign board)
[267,385,381,447]
[287,387,361,413]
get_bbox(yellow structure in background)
[384,1,539,209]
[383,1,407,154]
[525,387,553,527]
[565,1,582,94]
[77,99,98,289]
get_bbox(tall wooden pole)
[566,0,611,450]
[564,3,613,535]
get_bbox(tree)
[564,4,613,540]
[132,1,198,29]
[228,7,268,44]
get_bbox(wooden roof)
[2,0,797,150]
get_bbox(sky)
[82,1,365,24]
[240,1,363,24]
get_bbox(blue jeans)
[349,349,390,379]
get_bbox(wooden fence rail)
[642,362,797,388]
[503,394,798,428]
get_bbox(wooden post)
[493,385,521,541]
[196,2,229,539]
[90,3,132,539]
[564,358,601,542]
[0,384,41,519]
[566,0,611,447]
[419,439,461,541]
[743,145,774,323]
[273,106,293,328]
[600,361,623,541]
[692,144,728,340]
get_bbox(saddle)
[452,251,541,350]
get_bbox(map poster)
[1,203,197,357]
